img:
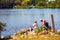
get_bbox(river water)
[0,9,60,36]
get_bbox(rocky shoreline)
[9,29,60,40]
[1,29,60,40]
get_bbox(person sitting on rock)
[32,20,38,30]
[27,20,38,31]
[27,26,33,31]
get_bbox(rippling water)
[0,9,60,36]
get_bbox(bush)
[41,26,47,31]
[57,31,60,35]
[18,29,28,35]
[34,27,42,34]
[13,5,27,9]
[34,26,47,34]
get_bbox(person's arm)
[33,23,35,26]
[43,22,45,25]
[43,19,46,24]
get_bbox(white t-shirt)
[33,23,38,29]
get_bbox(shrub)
[19,29,28,35]
[34,26,47,34]
[41,26,47,31]
[57,31,60,35]
[13,5,27,9]
[34,27,42,34]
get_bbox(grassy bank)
[10,28,60,40]
[13,5,60,9]
[11,34,60,40]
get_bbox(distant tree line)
[0,0,60,8]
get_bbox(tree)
[36,0,47,8]
[21,0,30,6]
[55,0,60,8]
[30,0,36,6]
[15,0,21,3]
[0,0,14,3]
[47,1,56,8]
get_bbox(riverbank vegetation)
[0,0,60,9]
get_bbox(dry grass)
[10,29,60,40]
[11,33,60,40]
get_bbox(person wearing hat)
[40,19,51,30]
